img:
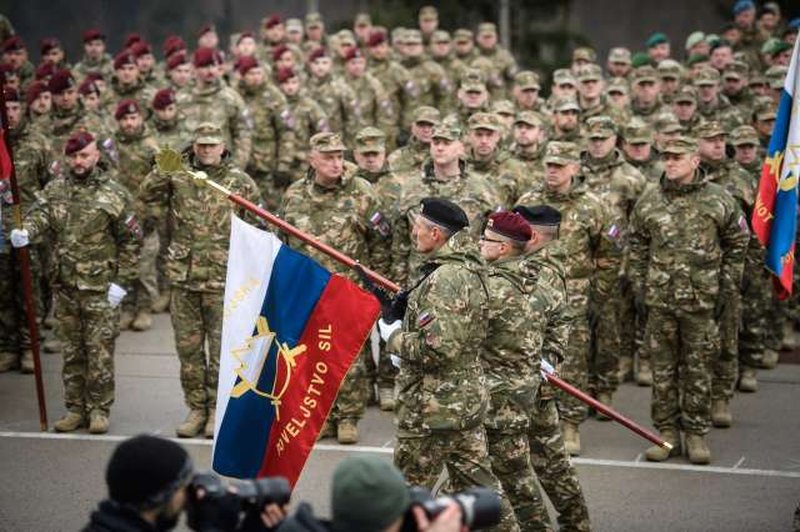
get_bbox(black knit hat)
[106,435,194,508]
[420,197,469,233]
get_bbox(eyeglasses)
[479,235,505,244]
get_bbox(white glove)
[107,283,127,308]
[390,354,402,369]
[9,229,29,248]
[540,359,556,379]
[378,318,402,342]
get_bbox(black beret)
[420,197,469,233]
[513,205,562,226]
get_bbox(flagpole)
[0,89,48,431]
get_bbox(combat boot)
[618,356,633,382]
[379,387,395,411]
[686,434,711,464]
[43,339,61,354]
[20,350,34,374]
[645,428,681,462]
[759,349,779,369]
[54,411,86,432]
[636,359,652,386]
[151,288,171,313]
[318,420,335,440]
[711,399,732,428]
[119,311,134,330]
[337,419,359,444]
[89,410,109,434]
[0,352,19,372]
[205,408,216,439]
[595,392,612,421]
[738,367,758,393]
[131,311,153,332]
[176,409,207,438]
[561,421,581,456]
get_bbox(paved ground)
[1,312,799,531]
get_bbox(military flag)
[752,35,800,297]
[212,215,379,486]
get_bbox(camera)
[401,486,502,531]
[186,472,291,532]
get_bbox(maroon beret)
[82,29,106,43]
[25,81,48,105]
[166,51,188,70]
[308,47,328,63]
[40,37,61,56]
[130,41,152,58]
[264,14,282,29]
[124,33,143,49]
[237,31,255,45]
[486,211,533,242]
[193,46,219,67]
[272,44,290,62]
[276,67,296,84]
[48,69,76,94]
[35,62,57,80]
[2,36,25,53]
[78,78,100,96]
[162,35,186,58]
[367,30,387,48]
[0,64,16,80]
[114,98,141,120]
[197,24,215,38]
[85,72,105,83]
[343,47,363,63]
[64,131,95,155]
[113,52,137,70]
[152,88,176,110]
[4,87,20,102]
[236,55,259,75]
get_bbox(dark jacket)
[276,503,331,532]
[83,500,159,532]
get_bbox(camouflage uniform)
[576,65,629,128]
[628,139,748,437]
[73,54,114,81]
[137,134,262,412]
[368,54,420,130]
[723,62,756,120]
[694,68,747,132]
[473,25,518,100]
[401,34,454,124]
[387,230,519,532]
[50,103,91,158]
[629,66,669,125]
[21,164,141,416]
[308,73,361,145]
[181,79,253,169]
[345,71,396,147]
[283,88,330,182]
[106,77,155,116]
[508,141,546,197]
[149,114,186,150]
[386,106,440,173]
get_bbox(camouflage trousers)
[123,230,158,314]
[171,287,224,410]
[529,395,591,532]
[55,287,119,415]
[156,218,172,296]
[589,284,622,395]
[395,428,520,532]
[364,329,398,391]
[738,264,769,369]
[646,306,718,435]
[0,249,44,354]
[763,294,786,353]
[487,429,553,532]
[250,169,289,214]
[713,295,741,402]
[328,344,367,422]
[618,276,646,366]
[557,311,590,425]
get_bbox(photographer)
[278,455,465,532]
[83,434,288,532]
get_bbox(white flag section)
[213,215,282,449]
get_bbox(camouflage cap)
[460,67,487,91]
[468,112,503,132]
[453,29,473,43]
[722,60,749,80]
[514,111,543,127]
[544,141,580,165]
[431,122,462,141]
[552,96,581,113]
[753,98,777,121]
[748,72,766,87]
[553,68,577,86]
[608,47,631,64]
[694,121,726,139]
[622,121,654,144]
[654,112,684,134]
[662,136,698,155]
[354,13,371,26]
[305,12,323,28]
[285,18,303,32]
[405,29,423,45]
[419,5,438,20]
[606,77,629,94]
[514,70,540,90]
[729,125,759,146]
[765,66,787,90]
[491,99,515,116]
[693,67,721,86]
[336,29,356,46]
[412,105,441,124]
[674,84,698,103]
[193,122,224,145]
[586,115,617,139]
[391,27,408,45]
[657,59,683,79]
[477,23,497,36]
[685,31,706,50]
[310,132,346,152]
[632,65,659,84]
[577,63,603,82]
[354,127,386,153]
[432,30,451,43]
[572,46,597,63]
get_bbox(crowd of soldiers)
[1,2,799,530]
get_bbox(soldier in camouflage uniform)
[508,111,546,195]
[280,132,389,444]
[380,198,520,532]
[275,67,330,184]
[512,71,549,121]
[234,57,296,210]
[453,29,478,64]
[581,117,647,416]
[73,29,114,81]
[48,70,90,158]
[621,120,663,182]
[400,29,454,122]
[452,69,492,129]
[78,79,115,142]
[550,97,583,146]
[181,48,253,169]
[722,61,756,119]
[106,52,155,116]
[515,205,592,532]
[576,64,629,128]
[387,106,440,173]
[366,30,420,133]
[479,211,552,531]
[307,48,362,145]
[429,30,467,87]
[25,81,52,134]
[10,131,141,434]
[0,89,51,373]
[657,60,684,106]
[629,136,748,464]
[695,121,753,427]
[342,48,396,147]
[630,66,668,125]
[694,67,747,131]
[391,123,500,286]
[473,23,518,100]
[671,85,706,136]
[464,112,525,207]
[517,142,610,455]
[137,124,262,438]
